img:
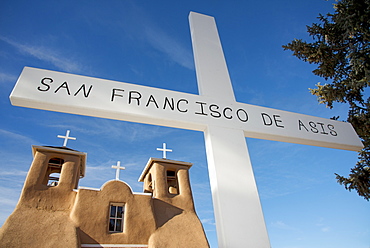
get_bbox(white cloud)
[62,1,194,71]
[0,36,85,73]
[0,72,17,84]
[45,116,175,144]
[144,27,194,70]
[271,220,298,231]
[316,218,331,233]
[0,195,18,207]
[0,129,37,144]
[0,170,27,177]
[201,218,216,226]
[0,185,24,226]
[0,186,23,208]
[109,2,194,70]
[321,227,330,232]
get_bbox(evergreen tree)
[283,0,370,200]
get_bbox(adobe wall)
[71,180,156,245]
[0,149,209,248]
[142,160,210,248]
[148,211,210,248]
[0,150,82,248]
[0,207,80,248]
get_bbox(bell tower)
[139,158,195,211]
[18,145,86,209]
[0,145,86,247]
[139,158,210,248]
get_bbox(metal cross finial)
[111,161,125,180]
[157,143,172,159]
[57,130,76,147]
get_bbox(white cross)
[111,161,125,180]
[10,12,363,248]
[156,143,172,159]
[57,130,76,147]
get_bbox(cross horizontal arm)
[10,67,363,151]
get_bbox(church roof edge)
[31,145,87,178]
[138,157,192,182]
[31,145,86,156]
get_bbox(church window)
[109,203,125,232]
[167,170,178,194]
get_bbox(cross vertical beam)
[190,12,270,247]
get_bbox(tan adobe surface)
[0,146,209,248]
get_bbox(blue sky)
[0,0,369,247]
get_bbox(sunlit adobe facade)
[0,145,209,248]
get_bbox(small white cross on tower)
[156,143,172,159]
[111,161,125,180]
[57,130,76,147]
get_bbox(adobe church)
[0,142,209,247]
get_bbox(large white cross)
[9,12,362,248]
